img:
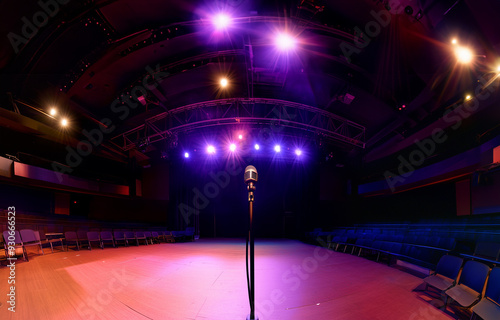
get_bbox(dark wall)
[0,182,53,214]
[352,181,458,224]
[471,168,500,214]
[88,196,168,224]
[142,164,170,200]
[0,181,169,225]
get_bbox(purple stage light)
[184,152,190,158]
[213,14,231,30]
[276,33,296,50]
[274,145,281,152]
[254,144,260,150]
[295,149,302,156]
[229,143,237,152]
[207,145,216,154]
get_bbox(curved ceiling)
[1,0,500,183]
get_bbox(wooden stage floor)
[0,239,468,320]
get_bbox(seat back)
[113,231,125,239]
[144,231,152,237]
[438,238,456,250]
[474,242,500,260]
[77,230,89,241]
[459,260,490,294]
[152,231,159,238]
[136,231,145,238]
[65,231,78,241]
[435,255,463,280]
[20,229,37,243]
[100,231,113,241]
[87,232,100,241]
[125,232,135,239]
[484,267,500,304]
[3,230,23,245]
[425,236,441,248]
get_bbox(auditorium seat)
[20,229,44,257]
[3,230,28,261]
[438,237,456,251]
[151,231,160,244]
[471,267,500,320]
[87,232,103,250]
[135,231,148,245]
[423,255,463,292]
[77,230,90,249]
[113,231,127,247]
[444,260,490,308]
[161,231,174,243]
[100,231,115,248]
[185,227,195,241]
[461,242,500,265]
[125,231,138,246]
[64,231,80,251]
[144,231,154,245]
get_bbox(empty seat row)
[423,255,500,320]
[66,231,171,250]
[2,229,60,261]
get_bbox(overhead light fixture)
[274,145,281,152]
[207,145,216,154]
[49,108,57,116]
[229,143,237,152]
[213,14,231,30]
[184,152,190,158]
[295,149,302,156]
[276,33,296,51]
[455,46,473,64]
[220,78,228,88]
[61,118,68,127]
[340,93,355,105]
[254,144,260,150]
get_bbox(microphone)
[244,165,258,184]
[244,165,259,320]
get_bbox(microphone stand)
[247,181,258,320]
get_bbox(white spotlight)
[49,108,57,116]
[276,33,296,51]
[295,149,302,156]
[184,152,190,158]
[220,78,228,88]
[254,144,260,150]
[207,145,216,154]
[229,143,237,152]
[455,46,473,64]
[213,14,231,30]
[274,145,281,152]
[61,118,68,127]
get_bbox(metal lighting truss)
[110,98,365,151]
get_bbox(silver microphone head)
[244,165,258,184]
